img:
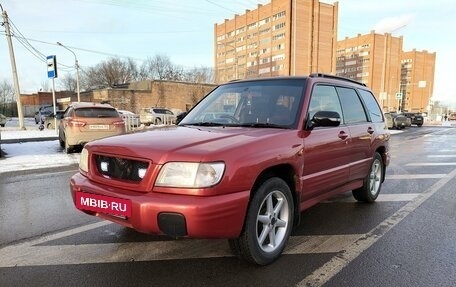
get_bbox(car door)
[337,87,377,182]
[301,84,351,201]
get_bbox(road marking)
[386,174,446,179]
[323,193,420,203]
[296,167,456,287]
[0,192,420,268]
[427,155,456,158]
[406,162,456,166]
[0,234,360,267]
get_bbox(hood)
[87,125,294,163]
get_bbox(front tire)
[229,177,294,265]
[352,152,384,202]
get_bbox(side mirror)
[307,111,341,130]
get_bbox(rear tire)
[229,177,294,265]
[352,152,384,202]
[64,137,73,154]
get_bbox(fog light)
[138,168,147,179]
[100,161,109,172]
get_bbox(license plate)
[89,124,109,130]
[75,191,131,217]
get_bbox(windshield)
[179,79,305,129]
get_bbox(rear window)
[153,108,174,115]
[358,89,383,123]
[75,108,119,118]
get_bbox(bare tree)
[58,73,77,92]
[140,54,184,81]
[183,67,215,84]
[0,79,14,115]
[82,57,139,89]
[40,80,51,92]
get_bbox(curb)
[0,164,79,182]
[0,136,58,144]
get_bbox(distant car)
[58,102,126,153]
[117,110,140,129]
[384,112,408,129]
[44,110,65,129]
[403,112,424,127]
[0,113,7,127]
[448,113,456,121]
[35,106,53,124]
[139,107,176,125]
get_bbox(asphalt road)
[0,126,455,287]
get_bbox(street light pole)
[57,42,80,102]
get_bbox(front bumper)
[70,173,250,238]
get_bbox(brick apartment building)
[214,0,338,83]
[336,32,436,113]
[400,50,436,113]
[336,31,404,111]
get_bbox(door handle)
[338,131,348,140]
[367,127,374,134]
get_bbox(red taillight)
[113,120,126,126]
[69,120,86,127]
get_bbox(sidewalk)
[0,128,79,177]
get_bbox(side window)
[336,87,367,124]
[63,107,73,118]
[308,85,343,121]
[358,89,384,123]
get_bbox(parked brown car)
[58,102,126,153]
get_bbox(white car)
[0,113,7,127]
[117,110,140,129]
[139,107,176,125]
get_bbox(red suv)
[70,74,390,265]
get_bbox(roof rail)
[309,73,366,87]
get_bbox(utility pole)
[1,5,25,129]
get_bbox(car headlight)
[156,162,225,188]
[79,148,89,173]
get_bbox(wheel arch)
[249,164,301,228]
[375,146,388,182]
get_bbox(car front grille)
[94,155,149,182]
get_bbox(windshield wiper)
[182,122,227,127]
[238,122,289,129]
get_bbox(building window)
[272,54,285,61]
[273,43,285,51]
[260,38,271,45]
[247,42,258,49]
[273,11,285,20]
[272,64,284,71]
[247,22,258,30]
[260,28,270,35]
[272,33,285,41]
[236,27,245,35]
[259,17,270,26]
[273,22,285,31]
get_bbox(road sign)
[47,55,58,78]
[396,92,403,100]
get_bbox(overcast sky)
[0,0,454,104]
